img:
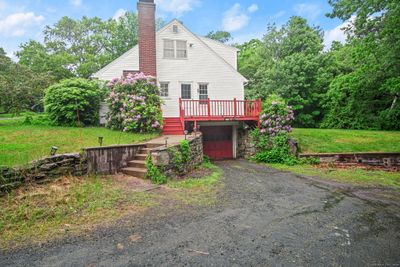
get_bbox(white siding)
[199,36,238,70]
[92,20,247,118]
[92,46,139,80]
[157,21,245,117]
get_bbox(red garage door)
[202,126,233,160]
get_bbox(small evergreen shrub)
[105,73,163,133]
[44,78,102,126]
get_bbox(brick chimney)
[137,0,157,77]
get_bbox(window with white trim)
[163,40,175,58]
[176,40,187,59]
[181,84,191,99]
[160,82,169,97]
[163,39,188,59]
[198,83,208,100]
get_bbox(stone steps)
[127,160,146,168]
[121,146,152,179]
[121,167,147,178]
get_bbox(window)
[160,82,169,97]
[198,83,208,100]
[176,40,187,59]
[181,84,191,99]
[163,39,187,59]
[163,40,175,58]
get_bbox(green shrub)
[145,156,167,185]
[253,133,298,165]
[168,140,191,175]
[44,78,102,126]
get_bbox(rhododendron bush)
[259,95,294,137]
[105,73,163,133]
[251,95,297,164]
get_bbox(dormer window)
[163,39,187,59]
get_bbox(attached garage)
[201,125,236,160]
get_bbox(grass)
[167,162,223,206]
[0,162,223,249]
[0,117,158,167]
[291,128,400,153]
[0,175,157,249]
[268,163,400,190]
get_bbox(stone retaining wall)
[85,144,146,174]
[300,152,400,167]
[150,135,203,177]
[0,154,87,195]
[237,129,257,159]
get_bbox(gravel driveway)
[1,160,399,266]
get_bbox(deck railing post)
[207,98,211,117]
[233,98,237,118]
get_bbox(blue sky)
[0,0,348,59]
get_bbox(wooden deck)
[179,98,261,122]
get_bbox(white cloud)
[70,0,82,7]
[324,17,353,50]
[155,0,200,17]
[223,3,258,32]
[0,12,44,37]
[113,8,127,20]
[247,4,258,13]
[293,3,321,21]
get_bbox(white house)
[93,0,261,159]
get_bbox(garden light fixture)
[50,146,58,156]
[165,137,169,148]
[184,130,189,140]
[98,136,104,146]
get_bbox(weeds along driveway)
[1,160,400,266]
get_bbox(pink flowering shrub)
[251,94,295,151]
[105,73,163,133]
[259,95,294,136]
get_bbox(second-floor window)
[160,82,169,97]
[163,40,175,58]
[176,40,187,59]
[163,39,187,59]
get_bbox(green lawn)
[0,118,158,167]
[291,128,400,153]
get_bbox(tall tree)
[206,31,232,43]
[17,12,165,79]
[0,50,54,113]
[322,0,400,129]
[241,17,325,127]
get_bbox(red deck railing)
[179,98,262,122]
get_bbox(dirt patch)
[170,165,214,180]
[112,174,161,192]
[317,162,400,172]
